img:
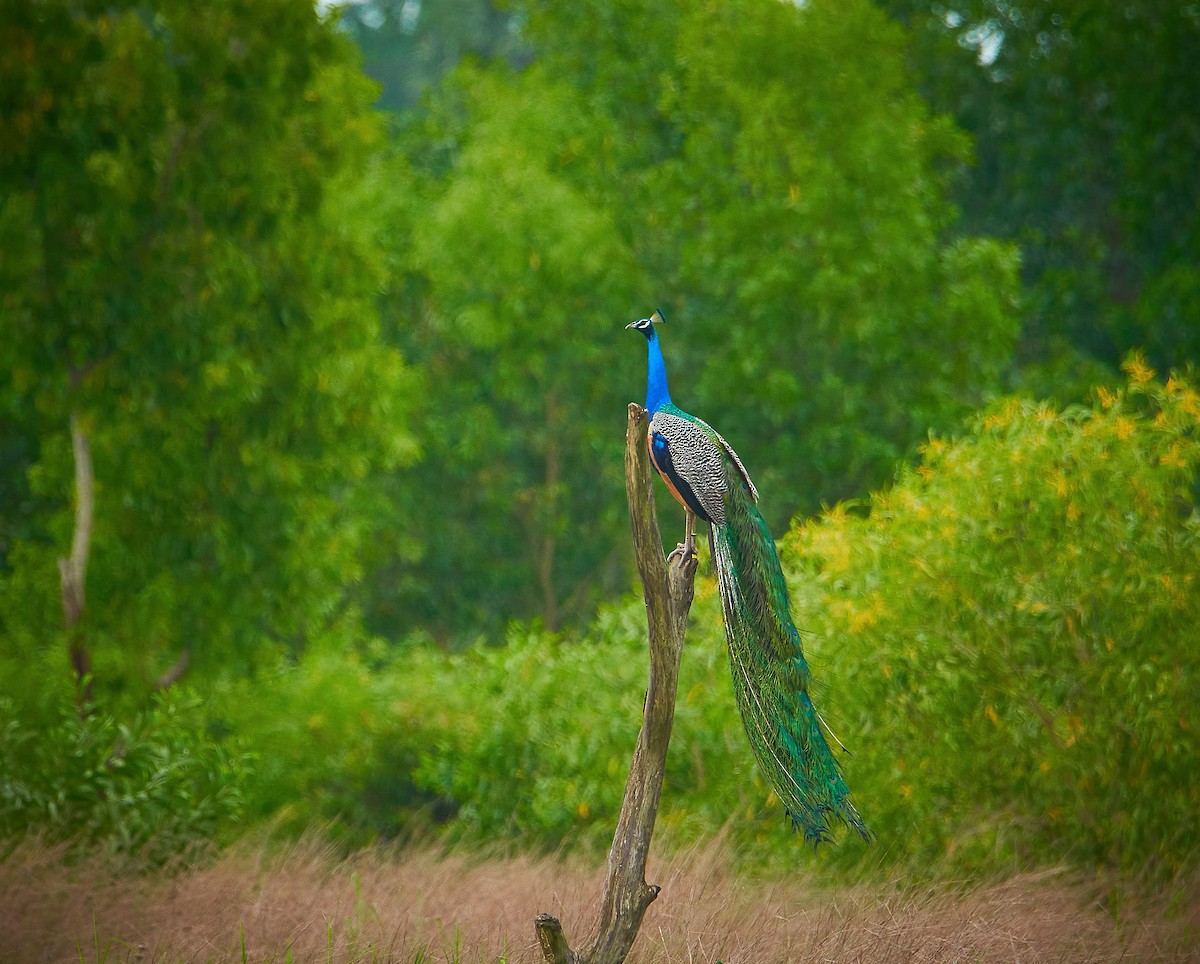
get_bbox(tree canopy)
[885,0,1200,378]
[0,0,418,698]
[372,0,1020,638]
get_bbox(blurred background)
[0,0,1197,886]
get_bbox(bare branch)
[153,648,192,691]
[535,403,696,964]
[57,410,94,708]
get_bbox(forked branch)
[535,403,696,964]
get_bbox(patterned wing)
[709,424,758,504]
[650,409,731,525]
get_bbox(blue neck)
[644,328,672,413]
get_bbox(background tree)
[884,0,1200,381]
[645,0,1020,519]
[0,0,418,704]
[370,67,647,639]
[367,0,1021,640]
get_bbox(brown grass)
[2,839,1196,964]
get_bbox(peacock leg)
[668,509,698,563]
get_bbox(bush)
[409,611,678,851]
[207,640,455,845]
[785,358,1200,879]
[0,691,249,865]
[380,360,1200,881]
[205,603,808,861]
[316,600,845,868]
[208,360,1199,884]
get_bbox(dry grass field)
[2,839,1196,963]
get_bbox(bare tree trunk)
[153,648,192,690]
[57,410,94,709]
[535,403,696,964]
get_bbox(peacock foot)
[667,540,697,565]
[667,547,699,586]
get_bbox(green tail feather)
[710,489,870,845]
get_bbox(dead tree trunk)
[153,648,192,690]
[535,403,696,964]
[57,410,94,709]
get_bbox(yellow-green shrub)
[785,358,1200,878]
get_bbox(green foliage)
[193,357,1200,884]
[784,359,1200,878]
[206,638,453,844]
[372,0,1020,639]
[886,0,1200,375]
[0,0,419,693]
[206,593,864,870]
[206,623,651,848]
[0,692,249,865]
[7,0,1194,892]
[408,616,650,849]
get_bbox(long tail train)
[709,490,870,844]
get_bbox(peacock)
[627,308,869,844]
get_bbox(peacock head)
[625,308,666,339]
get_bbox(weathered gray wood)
[535,403,696,964]
[57,410,94,708]
[535,913,576,964]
